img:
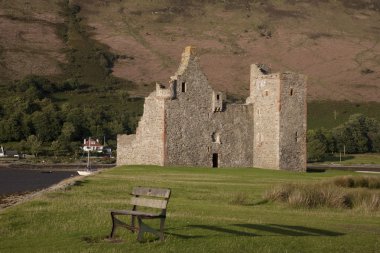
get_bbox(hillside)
[1,0,380,101]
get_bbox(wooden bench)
[110,186,171,242]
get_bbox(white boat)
[77,170,93,176]
[77,137,96,176]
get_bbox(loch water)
[0,168,75,195]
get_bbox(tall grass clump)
[264,177,380,211]
[264,183,352,209]
[333,175,380,189]
[349,189,380,211]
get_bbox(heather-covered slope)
[1,0,380,101]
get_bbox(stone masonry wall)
[279,73,307,171]
[116,92,166,166]
[164,48,253,167]
[210,104,253,167]
[164,56,214,166]
[117,47,307,171]
[252,72,281,169]
[116,134,135,165]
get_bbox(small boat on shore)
[77,138,96,176]
[77,169,94,176]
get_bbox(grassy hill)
[0,166,379,252]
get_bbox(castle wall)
[210,104,253,167]
[164,57,214,166]
[116,47,307,171]
[164,51,253,167]
[116,134,135,165]
[252,74,281,169]
[279,73,307,171]
[116,93,166,166]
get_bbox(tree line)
[307,114,380,161]
[0,75,139,157]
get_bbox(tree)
[50,139,71,158]
[50,140,61,158]
[332,114,380,153]
[61,122,76,141]
[31,102,61,142]
[307,130,327,162]
[107,120,124,138]
[26,135,42,157]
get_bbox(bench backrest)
[130,187,171,213]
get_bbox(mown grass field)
[317,153,380,165]
[0,166,379,253]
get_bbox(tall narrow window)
[217,94,220,100]
[295,131,298,142]
[265,90,269,96]
[290,88,294,96]
[181,82,186,92]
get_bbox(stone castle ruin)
[117,47,307,171]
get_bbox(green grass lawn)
[0,166,379,253]
[317,153,380,165]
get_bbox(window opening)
[216,94,220,100]
[181,82,186,92]
[265,90,269,96]
[211,132,220,143]
[290,88,294,96]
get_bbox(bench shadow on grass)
[96,224,344,244]
[184,224,344,238]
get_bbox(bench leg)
[110,212,116,238]
[159,218,165,241]
[131,215,136,233]
[137,217,144,242]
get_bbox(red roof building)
[82,138,103,152]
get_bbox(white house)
[82,138,103,152]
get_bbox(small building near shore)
[82,138,103,152]
[0,146,20,158]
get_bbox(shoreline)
[0,167,111,210]
[0,162,115,171]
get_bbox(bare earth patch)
[0,16,66,80]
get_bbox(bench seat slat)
[130,197,168,209]
[111,210,164,218]
[132,187,170,198]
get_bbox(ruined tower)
[248,65,307,171]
